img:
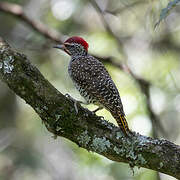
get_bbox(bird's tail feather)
[112,112,131,135]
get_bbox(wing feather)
[70,55,125,115]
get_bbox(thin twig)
[106,0,147,15]
[0,2,63,43]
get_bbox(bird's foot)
[65,93,82,114]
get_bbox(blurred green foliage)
[155,0,180,28]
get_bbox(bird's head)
[54,36,89,57]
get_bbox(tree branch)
[0,2,63,43]
[0,39,180,179]
[105,0,147,15]
[0,1,168,136]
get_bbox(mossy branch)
[0,38,180,179]
[0,1,166,137]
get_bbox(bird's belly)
[68,63,100,105]
[74,82,98,104]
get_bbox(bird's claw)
[65,93,80,114]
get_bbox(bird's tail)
[111,112,131,135]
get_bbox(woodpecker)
[54,36,131,135]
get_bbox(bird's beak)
[53,44,64,50]
[53,44,71,55]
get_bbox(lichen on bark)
[0,38,180,179]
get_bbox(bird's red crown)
[65,36,89,51]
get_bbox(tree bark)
[0,38,180,179]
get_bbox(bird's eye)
[64,43,74,48]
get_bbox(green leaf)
[155,0,180,28]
